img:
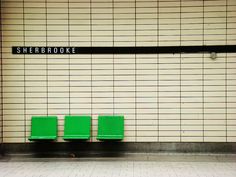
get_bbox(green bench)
[29,116,58,141]
[29,115,124,141]
[97,115,124,140]
[63,115,91,140]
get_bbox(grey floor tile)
[0,154,236,177]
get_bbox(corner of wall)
[0,0,3,150]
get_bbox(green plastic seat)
[29,116,58,141]
[97,115,124,140]
[63,115,91,140]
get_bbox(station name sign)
[12,45,236,54]
[13,47,77,54]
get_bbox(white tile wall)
[1,0,236,143]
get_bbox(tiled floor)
[0,154,236,177]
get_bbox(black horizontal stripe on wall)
[12,45,236,55]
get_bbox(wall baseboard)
[1,142,236,156]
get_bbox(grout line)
[68,0,70,115]
[180,0,182,142]
[46,0,48,116]
[202,0,205,142]
[23,0,26,143]
[90,0,93,141]
[135,0,137,142]
[225,0,228,142]
[157,0,159,142]
[112,0,115,115]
